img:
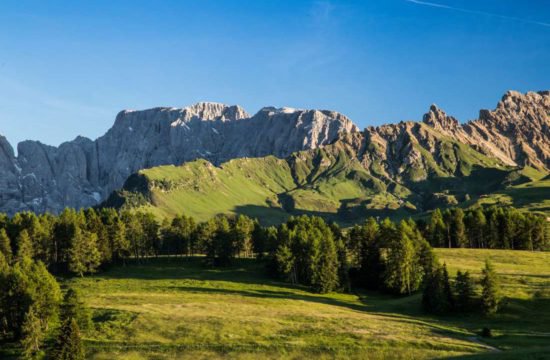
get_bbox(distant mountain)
[0,90,548,218]
[0,102,356,215]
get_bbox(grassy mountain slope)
[104,128,550,224]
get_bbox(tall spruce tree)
[51,318,85,360]
[481,260,501,315]
[359,218,384,290]
[422,265,449,314]
[21,306,44,359]
[428,209,447,247]
[0,229,12,262]
[16,230,34,261]
[68,228,101,277]
[61,288,92,331]
[454,270,475,312]
[384,221,420,295]
[311,234,339,293]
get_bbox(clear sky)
[0,0,548,147]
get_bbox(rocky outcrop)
[0,91,547,215]
[422,91,550,169]
[0,102,357,214]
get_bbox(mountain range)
[1,90,548,221]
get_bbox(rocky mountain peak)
[184,102,250,122]
[422,104,461,131]
[0,90,548,215]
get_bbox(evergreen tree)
[21,306,44,359]
[384,221,420,295]
[51,318,85,360]
[0,228,12,262]
[16,230,34,261]
[251,221,267,259]
[428,209,447,247]
[60,288,92,331]
[454,270,475,312]
[1,265,33,338]
[465,209,486,248]
[233,215,254,258]
[441,263,454,310]
[68,228,101,277]
[422,263,453,313]
[481,260,501,315]
[84,208,111,264]
[110,218,129,264]
[358,218,384,290]
[122,212,145,260]
[311,233,339,293]
[27,261,62,330]
[274,243,295,283]
[450,209,468,248]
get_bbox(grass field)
[56,249,550,359]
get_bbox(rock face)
[0,102,357,214]
[0,91,547,215]
[422,91,550,169]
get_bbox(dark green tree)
[68,228,101,277]
[60,288,92,331]
[51,318,85,360]
[20,306,44,359]
[0,228,12,262]
[422,264,453,314]
[454,270,475,312]
[481,260,501,315]
[358,218,384,290]
[384,221,421,295]
[311,232,339,293]
[428,209,447,247]
[16,230,34,261]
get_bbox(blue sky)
[0,0,548,147]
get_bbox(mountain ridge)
[0,90,548,216]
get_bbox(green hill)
[103,133,550,224]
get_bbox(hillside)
[105,129,549,223]
[30,249,546,360]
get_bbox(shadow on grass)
[90,256,550,356]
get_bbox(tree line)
[0,252,86,359]
[0,205,518,357]
[422,207,548,250]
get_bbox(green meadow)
[60,249,549,359]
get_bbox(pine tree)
[428,209,447,247]
[359,218,384,290]
[311,234,339,293]
[274,243,295,283]
[422,264,453,314]
[251,221,267,259]
[60,288,92,331]
[0,229,12,262]
[384,222,419,295]
[451,209,468,248]
[51,318,85,360]
[466,209,486,248]
[481,260,501,315]
[16,230,34,261]
[27,261,62,330]
[441,263,454,310]
[68,228,101,277]
[454,270,475,312]
[110,218,129,264]
[21,306,44,359]
[231,215,253,257]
